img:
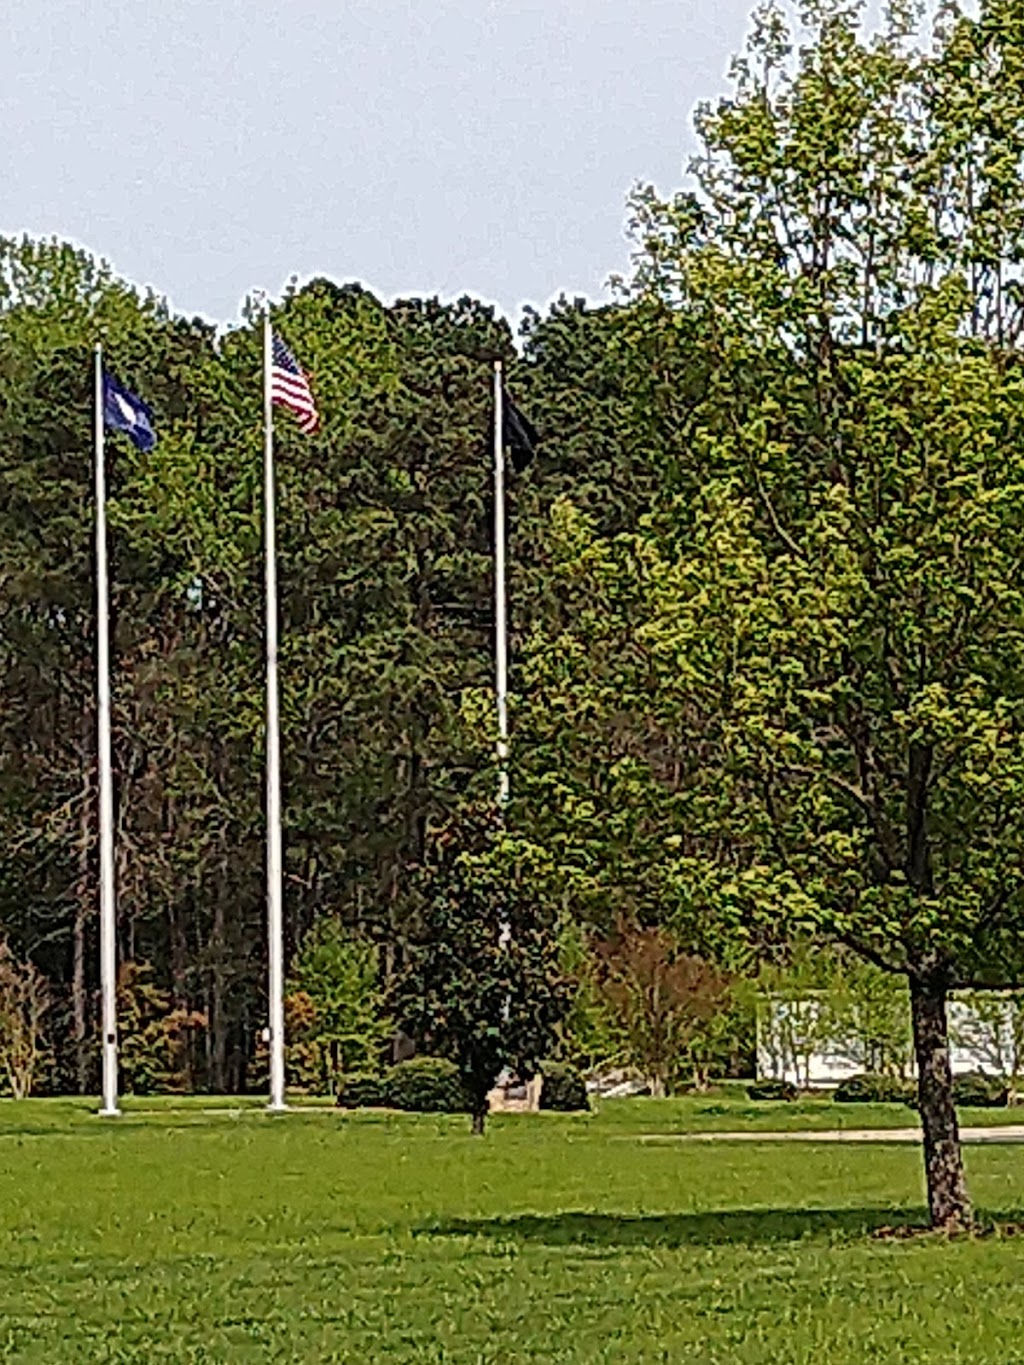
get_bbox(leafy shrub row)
[951,1072,1008,1108]
[538,1062,590,1112]
[833,1073,916,1104]
[746,1079,798,1102]
[833,1071,1009,1108]
[337,1057,470,1113]
[337,1057,591,1113]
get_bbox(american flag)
[270,331,319,434]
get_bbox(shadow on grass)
[423,1206,927,1248]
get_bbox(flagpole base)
[97,1106,121,1118]
[266,1101,289,1114]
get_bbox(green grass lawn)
[2,1095,1024,1362]
[591,1086,1024,1134]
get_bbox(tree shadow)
[423,1206,926,1248]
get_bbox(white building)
[756,992,1023,1087]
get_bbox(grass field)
[3,1095,1024,1362]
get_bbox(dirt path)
[637,1125,1024,1144]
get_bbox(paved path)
[637,1125,1024,1144]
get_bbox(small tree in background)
[594,923,733,1097]
[832,960,913,1080]
[748,946,848,1090]
[393,809,570,1134]
[949,992,1024,1101]
[0,940,49,1099]
[117,961,205,1095]
[686,993,753,1091]
[746,946,912,1086]
[285,919,391,1095]
[555,920,625,1076]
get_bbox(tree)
[115,961,205,1095]
[522,0,1024,1229]
[554,920,626,1076]
[748,947,848,1091]
[510,296,714,941]
[594,924,733,1096]
[392,809,569,1133]
[831,958,913,1080]
[285,918,391,1094]
[949,992,1024,1100]
[0,940,49,1098]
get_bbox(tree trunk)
[910,974,972,1232]
[470,1103,487,1136]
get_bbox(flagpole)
[493,360,510,809]
[263,309,287,1112]
[94,344,119,1117]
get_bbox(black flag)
[503,389,539,472]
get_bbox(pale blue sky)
[3,0,756,326]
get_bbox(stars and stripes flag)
[270,331,319,434]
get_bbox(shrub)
[0,940,49,1099]
[539,1061,590,1112]
[286,922,392,1096]
[384,1057,470,1113]
[594,925,733,1097]
[953,1072,1008,1108]
[117,961,204,1095]
[746,1079,798,1101]
[833,1073,915,1104]
[335,1072,388,1109]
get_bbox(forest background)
[0,240,694,1097]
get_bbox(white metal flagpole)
[493,360,510,809]
[492,360,513,962]
[263,308,287,1112]
[94,344,119,1117]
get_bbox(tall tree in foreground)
[526,0,1024,1229]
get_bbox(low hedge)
[383,1057,471,1113]
[894,1073,1009,1110]
[746,1079,798,1102]
[336,1058,471,1112]
[538,1061,590,1112]
[833,1073,916,1105]
[336,1072,388,1109]
[953,1072,1008,1108]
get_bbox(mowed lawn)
[2,1097,1024,1361]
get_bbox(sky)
[2,0,758,328]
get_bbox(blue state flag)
[102,371,156,452]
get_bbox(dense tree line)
[0,251,588,1093]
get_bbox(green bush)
[384,1057,470,1113]
[833,1073,915,1104]
[539,1061,590,1112]
[335,1072,388,1109]
[953,1072,1008,1108]
[746,1079,798,1101]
